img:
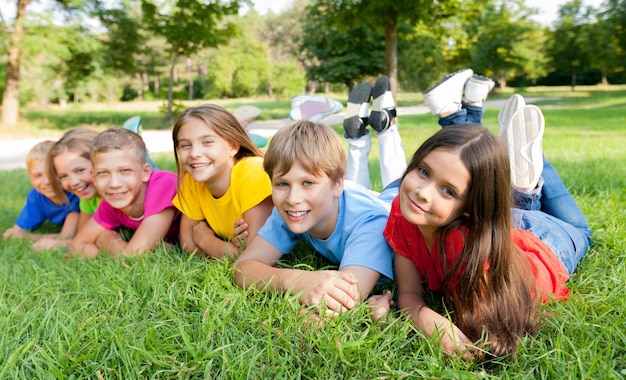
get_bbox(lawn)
[0,87,625,378]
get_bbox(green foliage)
[1,88,625,377]
[301,0,385,87]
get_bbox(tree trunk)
[167,51,179,122]
[570,68,577,91]
[187,57,193,100]
[601,68,608,85]
[136,72,143,101]
[384,7,398,98]
[1,0,31,128]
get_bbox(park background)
[0,0,625,378]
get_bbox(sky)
[0,0,606,27]
[251,0,605,26]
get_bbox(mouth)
[286,210,309,220]
[189,162,211,170]
[408,197,427,214]
[72,183,92,196]
[107,191,129,200]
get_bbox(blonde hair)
[26,140,55,169]
[48,128,99,204]
[263,120,346,181]
[91,128,147,165]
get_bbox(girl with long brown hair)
[369,97,591,359]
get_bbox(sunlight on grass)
[0,86,625,378]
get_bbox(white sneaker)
[422,68,473,115]
[498,94,525,135]
[503,105,544,192]
[463,74,495,106]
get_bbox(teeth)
[191,163,209,168]
[287,211,307,217]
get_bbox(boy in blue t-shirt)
[3,141,80,245]
[234,78,405,316]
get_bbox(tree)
[301,0,385,90]
[548,0,592,90]
[140,0,245,121]
[1,0,31,128]
[467,0,546,88]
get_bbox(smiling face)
[175,119,239,196]
[28,159,58,202]
[54,151,97,200]
[92,149,150,217]
[271,162,343,239]
[400,148,470,240]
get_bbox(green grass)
[1,86,625,378]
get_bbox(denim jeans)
[438,103,483,127]
[511,157,592,275]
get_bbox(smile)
[190,163,211,169]
[287,210,308,218]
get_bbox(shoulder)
[341,182,390,218]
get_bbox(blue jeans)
[439,103,483,127]
[511,157,592,275]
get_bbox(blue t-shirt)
[15,189,80,231]
[258,182,394,280]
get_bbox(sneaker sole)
[344,82,372,138]
[505,105,544,191]
[422,68,473,115]
[498,94,525,135]
[370,76,395,133]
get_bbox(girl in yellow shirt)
[172,104,273,260]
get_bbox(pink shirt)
[93,170,180,241]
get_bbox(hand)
[232,218,249,250]
[290,270,360,316]
[3,226,25,239]
[31,237,67,252]
[367,290,394,323]
[438,322,474,361]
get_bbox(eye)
[273,182,288,188]
[418,167,429,178]
[303,180,315,186]
[58,174,67,180]
[442,187,455,198]
[178,142,191,150]
[202,139,213,146]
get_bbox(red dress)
[383,197,570,302]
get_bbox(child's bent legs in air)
[503,101,592,275]
[344,76,406,193]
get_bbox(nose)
[414,183,430,201]
[189,142,201,158]
[109,172,121,187]
[286,185,302,205]
[69,173,81,186]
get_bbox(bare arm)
[232,196,274,250]
[395,254,472,359]
[67,218,108,258]
[58,211,79,239]
[234,237,360,315]
[76,211,92,230]
[102,207,176,256]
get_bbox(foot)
[498,94,525,135]
[369,76,397,133]
[462,74,495,106]
[343,82,373,138]
[289,95,343,123]
[422,68,473,115]
[503,105,544,192]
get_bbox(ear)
[332,176,344,198]
[230,141,241,158]
[142,162,152,182]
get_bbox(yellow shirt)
[172,156,272,240]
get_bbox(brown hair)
[405,124,538,358]
[172,104,264,184]
[47,128,99,204]
[263,120,346,181]
[91,128,147,165]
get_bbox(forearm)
[193,229,239,260]
[234,260,300,292]
[67,241,100,258]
